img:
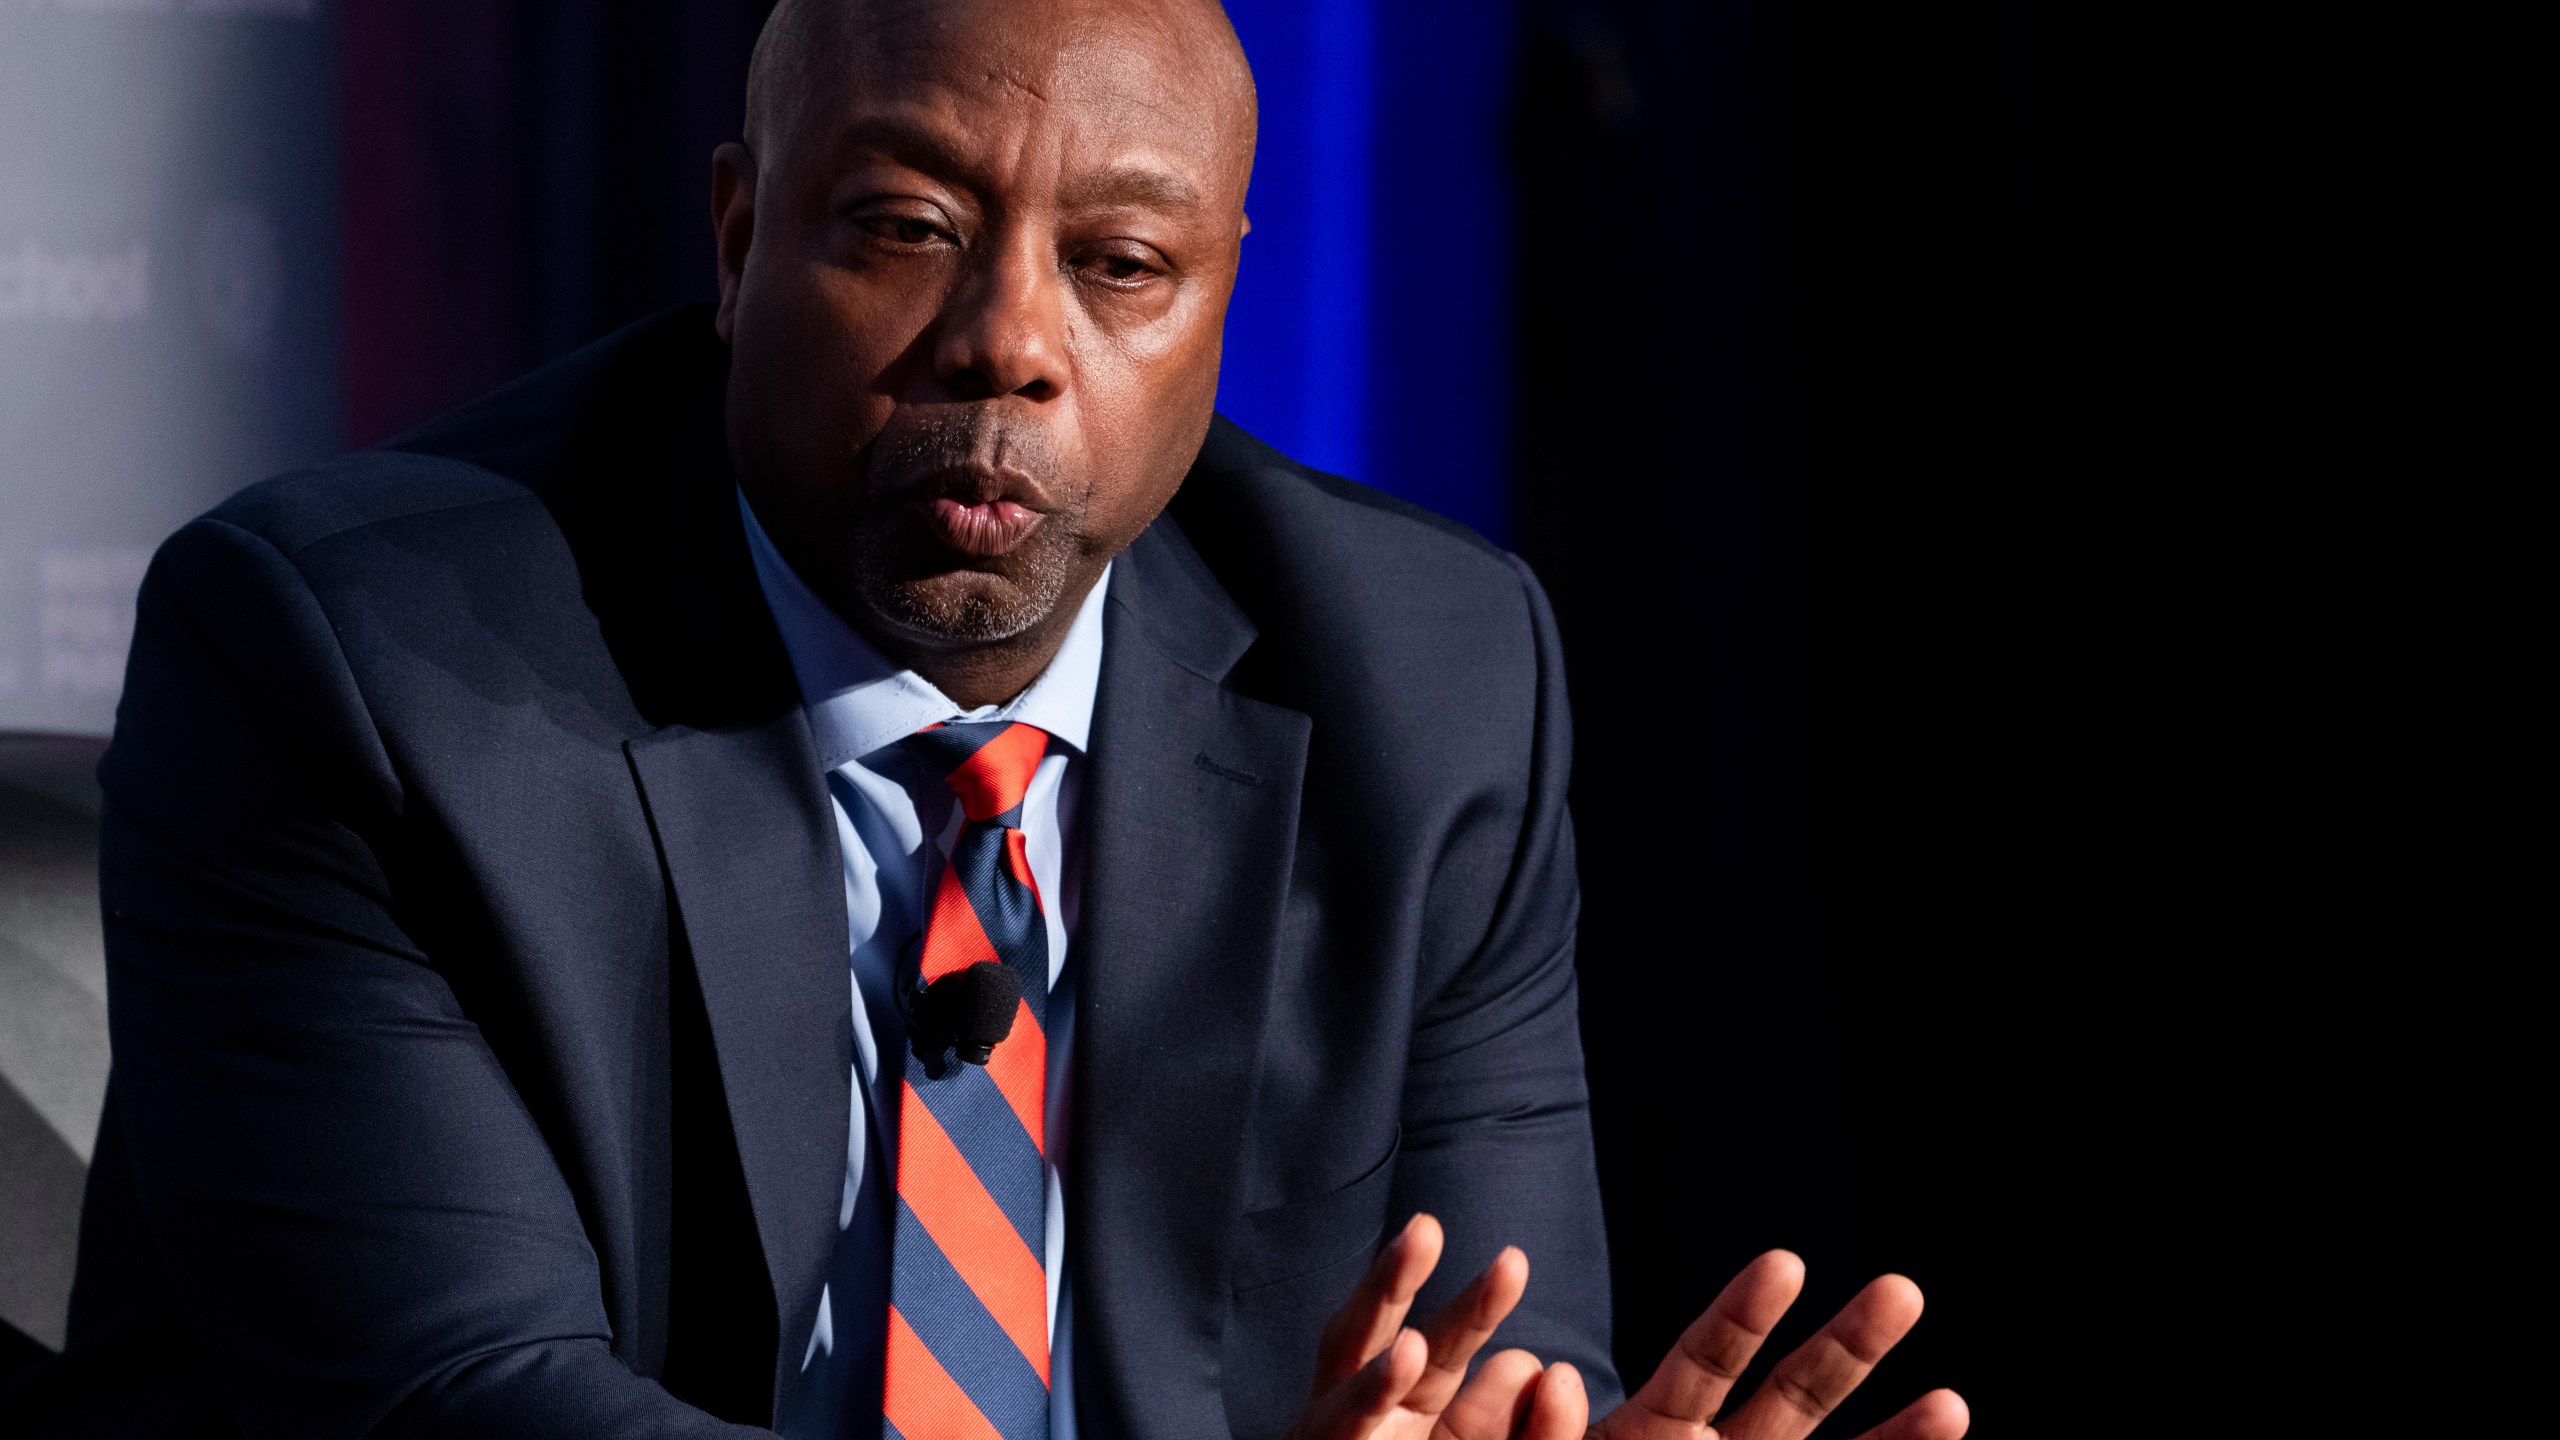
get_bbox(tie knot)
[902,720,1051,824]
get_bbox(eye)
[849,204,955,252]
[1076,243,1167,287]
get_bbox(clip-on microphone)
[908,960,1023,1074]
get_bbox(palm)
[1583,1252,1966,1440]
[1292,1220,1966,1440]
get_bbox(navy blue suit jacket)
[4,309,1614,1438]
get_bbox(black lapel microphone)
[908,960,1023,1071]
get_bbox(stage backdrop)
[0,0,340,739]
[1216,0,1518,543]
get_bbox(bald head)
[710,0,1264,705]
[743,0,1256,193]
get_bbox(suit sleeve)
[94,517,762,1439]
[1385,553,1622,1407]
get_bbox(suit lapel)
[625,711,852,1415]
[1072,517,1312,1436]
[523,317,848,1413]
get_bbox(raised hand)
[1584,1250,1966,1440]
[1287,1213,1586,1440]
[1289,1225,1966,1440]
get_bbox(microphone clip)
[906,960,1023,1078]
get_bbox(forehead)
[809,0,1245,197]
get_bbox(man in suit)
[4,0,1968,1436]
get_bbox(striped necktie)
[883,720,1053,1440]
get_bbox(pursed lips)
[927,494,1045,556]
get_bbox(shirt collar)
[738,488,1108,771]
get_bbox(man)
[5,1,1968,1437]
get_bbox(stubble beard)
[849,519,1082,645]
[844,407,1093,645]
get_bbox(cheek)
[1078,278,1225,376]
[735,262,921,456]
[1072,272,1227,404]
[745,240,936,364]
[809,262,941,364]
[1063,308,1222,546]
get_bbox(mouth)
[865,415,1065,560]
[926,495,1047,557]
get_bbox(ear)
[711,142,760,344]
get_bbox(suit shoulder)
[1175,416,1541,637]
[207,450,539,559]
[1184,415,1516,580]
[1166,418,1551,709]
[205,305,721,560]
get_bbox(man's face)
[715,0,1251,654]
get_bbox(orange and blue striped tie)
[883,721,1052,1440]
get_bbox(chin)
[859,567,1066,647]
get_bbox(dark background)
[1516,1,2057,1430]
[5,0,2083,1428]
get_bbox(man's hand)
[1581,1250,1968,1440]
[1290,1218,1969,1440]
[1288,1214,1583,1440]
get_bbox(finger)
[1719,1274,1926,1440]
[1432,1348,1544,1440]
[1519,1360,1589,1440]
[1295,1328,1430,1440]
[1843,1388,1968,1440]
[1606,1249,1807,1434]
[1403,1245,1531,1415]
[1314,1214,1446,1394]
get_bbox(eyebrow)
[1058,166,1203,215]
[825,116,1206,216]
[826,116,991,192]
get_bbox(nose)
[932,229,1067,403]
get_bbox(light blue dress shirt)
[741,493,1100,1440]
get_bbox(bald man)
[6,2,1963,1438]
